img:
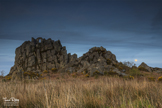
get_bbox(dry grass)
[0,76,162,108]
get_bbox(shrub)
[51,68,57,73]
[148,77,156,81]
[158,76,162,81]
[138,66,148,72]
[129,68,143,77]
[123,75,134,80]
[24,72,29,76]
[104,71,108,75]
[93,70,100,75]
[106,58,111,65]
[107,71,118,76]
[24,71,40,79]
[43,70,48,73]
[118,66,123,71]
[123,61,136,68]
[5,76,11,80]
[2,79,6,82]
[85,74,89,77]
[112,63,118,67]
[95,47,101,52]
[71,73,77,78]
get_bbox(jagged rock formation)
[9,37,77,76]
[138,62,162,73]
[138,62,153,72]
[57,46,125,76]
[9,37,127,81]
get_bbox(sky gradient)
[0,0,162,75]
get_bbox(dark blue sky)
[0,0,162,75]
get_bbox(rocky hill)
[8,37,161,81]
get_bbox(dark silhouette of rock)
[9,37,72,77]
[9,37,127,81]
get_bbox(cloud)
[151,8,162,31]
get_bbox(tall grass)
[0,77,162,108]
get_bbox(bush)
[138,66,148,72]
[123,75,134,80]
[123,61,136,68]
[129,68,143,77]
[2,79,6,82]
[5,76,11,80]
[104,71,108,75]
[158,76,162,81]
[85,74,89,77]
[24,71,40,78]
[148,77,156,81]
[51,68,57,73]
[43,70,48,73]
[106,58,111,65]
[107,71,118,76]
[118,66,123,71]
[93,70,100,75]
[71,73,77,78]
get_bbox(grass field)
[0,74,162,108]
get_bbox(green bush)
[129,68,143,77]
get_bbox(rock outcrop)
[57,46,125,77]
[138,62,153,72]
[9,37,76,77]
[9,37,127,81]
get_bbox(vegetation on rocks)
[106,58,111,65]
[138,66,148,72]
